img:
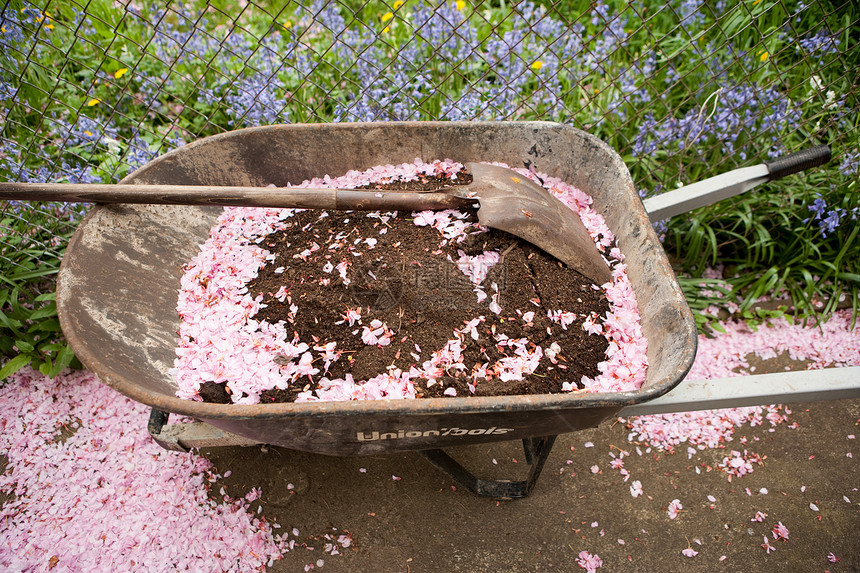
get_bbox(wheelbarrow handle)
[765,145,832,180]
[643,145,831,222]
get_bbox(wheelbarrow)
[54,121,857,499]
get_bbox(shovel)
[0,162,613,284]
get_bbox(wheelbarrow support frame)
[148,366,860,498]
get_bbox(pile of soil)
[197,173,610,404]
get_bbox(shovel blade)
[464,162,612,285]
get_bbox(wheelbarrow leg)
[147,408,261,451]
[418,435,557,499]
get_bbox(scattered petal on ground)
[623,309,859,453]
[667,498,683,519]
[772,522,790,541]
[0,368,286,570]
[575,550,602,572]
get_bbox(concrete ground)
[201,354,859,572]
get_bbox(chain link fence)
[1,0,858,371]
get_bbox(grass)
[0,0,857,378]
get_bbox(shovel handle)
[0,182,471,211]
[765,145,832,181]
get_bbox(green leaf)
[55,345,76,372]
[4,267,59,282]
[28,302,58,321]
[0,311,24,331]
[38,360,53,377]
[30,319,62,333]
[14,339,35,354]
[0,354,32,381]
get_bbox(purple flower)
[839,150,858,177]
[442,90,488,121]
[632,82,804,159]
[307,0,347,35]
[805,196,846,238]
[678,0,705,30]
[797,29,841,57]
[807,197,828,220]
[60,161,101,185]
[819,208,843,237]
[224,73,291,127]
[412,1,476,62]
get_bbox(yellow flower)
[456,1,465,10]
[381,12,394,22]
[393,0,405,8]
[760,51,769,61]
[531,60,544,71]
[87,98,100,107]
[114,68,128,79]
[383,25,390,33]
[281,21,292,29]
[753,0,762,4]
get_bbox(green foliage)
[0,288,80,380]
[0,214,82,381]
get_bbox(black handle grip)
[765,145,831,180]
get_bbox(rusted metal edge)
[148,366,860,450]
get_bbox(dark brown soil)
[198,172,610,404]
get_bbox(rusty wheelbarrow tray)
[56,121,694,497]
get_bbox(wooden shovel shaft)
[0,181,473,211]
